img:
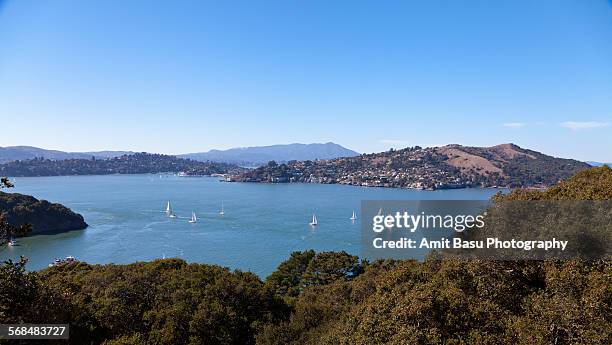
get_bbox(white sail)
[166,201,177,218]
[310,214,318,226]
[219,202,225,216]
[350,210,357,220]
[189,211,197,223]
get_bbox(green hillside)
[0,191,87,237]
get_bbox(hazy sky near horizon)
[0,0,611,161]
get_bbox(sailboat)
[7,238,16,246]
[188,212,197,223]
[309,214,318,226]
[350,210,357,221]
[219,202,225,216]
[165,201,177,218]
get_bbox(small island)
[0,191,87,237]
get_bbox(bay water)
[0,174,500,277]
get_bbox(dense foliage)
[496,165,612,201]
[0,167,609,344]
[0,214,31,245]
[0,179,32,243]
[1,259,287,345]
[446,166,612,261]
[1,256,608,344]
[0,191,87,237]
[265,250,363,298]
[259,259,610,345]
[0,153,240,177]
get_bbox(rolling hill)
[0,143,359,166]
[0,153,240,177]
[230,143,591,189]
[179,142,359,165]
[0,146,133,163]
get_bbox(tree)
[0,178,32,243]
[0,257,69,326]
[0,214,32,243]
[0,257,37,323]
[265,251,365,297]
[0,177,32,242]
[266,250,316,297]
[299,251,363,289]
[0,177,13,189]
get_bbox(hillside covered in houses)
[0,153,243,177]
[229,144,590,190]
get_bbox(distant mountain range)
[179,142,360,165]
[586,161,611,167]
[230,143,591,189]
[0,143,359,166]
[0,146,133,163]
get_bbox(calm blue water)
[0,175,501,277]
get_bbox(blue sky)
[0,0,611,161]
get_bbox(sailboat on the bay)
[309,214,318,227]
[350,210,357,221]
[219,201,225,216]
[165,201,177,218]
[188,211,197,224]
